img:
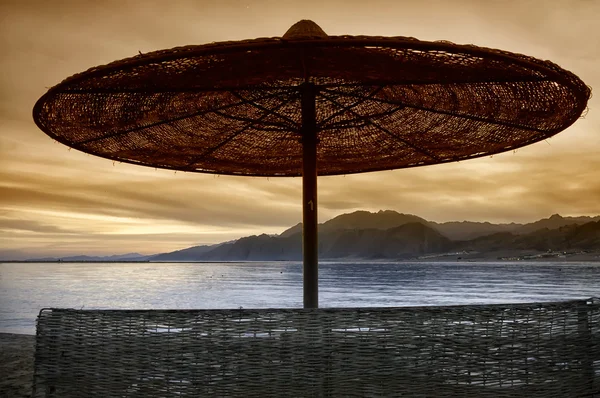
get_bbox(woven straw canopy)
[33,20,590,177]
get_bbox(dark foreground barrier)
[33,299,599,397]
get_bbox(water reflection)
[0,261,598,334]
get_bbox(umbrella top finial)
[283,20,328,40]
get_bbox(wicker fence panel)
[33,299,599,397]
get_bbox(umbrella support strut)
[301,83,318,309]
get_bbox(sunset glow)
[1,0,598,259]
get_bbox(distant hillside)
[199,234,302,261]
[151,244,221,261]
[320,223,452,259]
[430,221,519,241]
[514,221,600,251]
[454,221,600,256]
[279,210,428,237]
[515,214,600,235]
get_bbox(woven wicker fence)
[33,299,599,397]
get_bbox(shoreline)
[0,333,34,398]
[2,252,600,264]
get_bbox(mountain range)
[148,211,600,262]
[14,211,600,262]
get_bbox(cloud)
[0,170,302,227]
[0,218,73,234]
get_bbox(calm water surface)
[1,261,599,334]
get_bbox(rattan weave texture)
[33,299,599,397]
[33,21,590,176]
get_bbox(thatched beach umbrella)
[33,20,589,308]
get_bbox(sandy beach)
[0,333,34,398]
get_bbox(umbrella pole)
[301,83,318,309]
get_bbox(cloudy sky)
[1,0,598,259]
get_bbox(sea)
[1,261,599,335]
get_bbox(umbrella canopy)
[33,20,590,308]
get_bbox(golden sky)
[0,0,598,258]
